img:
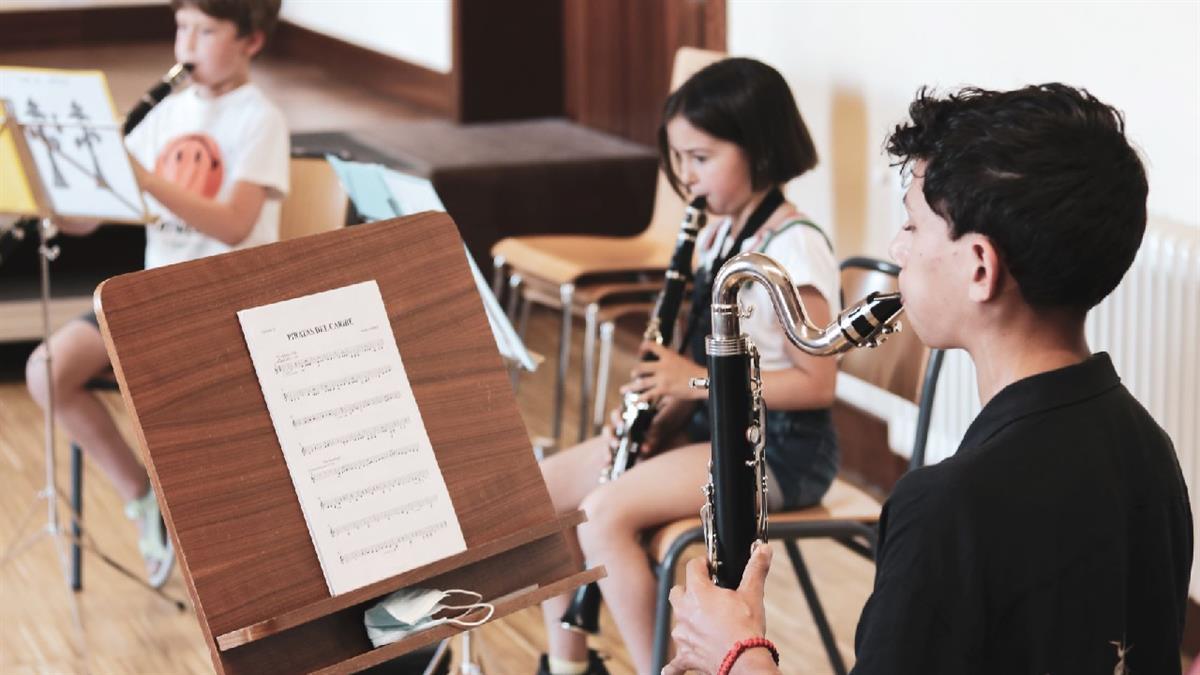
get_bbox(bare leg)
[577,443,710,674]
[25,319,147,503]
[539,434,611,664]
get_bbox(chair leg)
[783,540,847,675]
[579,303,599,442]
[651,527,706,672]
[491,255,506,303]
[552,283,574,444]
[517,293,533,342]
[504,274,526,393]
[592,321,615,435]
[506,273,524,324]
[70,442,83,592]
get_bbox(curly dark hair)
[658,57,818,197]
[171,0,281,38]
[887,83,1148,311]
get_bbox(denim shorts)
[687,404,839,511]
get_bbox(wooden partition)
[96,213,598,674]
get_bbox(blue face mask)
[364,587,494,647]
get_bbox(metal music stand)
[0,97,185,665]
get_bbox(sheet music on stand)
[0,67,147,222]
[326,156,537,373]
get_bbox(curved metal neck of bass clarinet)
[710,251,904,354]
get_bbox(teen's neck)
[966,310,1090,405]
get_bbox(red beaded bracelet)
[717,636,780,675]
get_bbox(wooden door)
[563,0,726,145]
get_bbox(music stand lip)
[213,510,588,651]
[309,566,605,675]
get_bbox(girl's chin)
[701,199,730,216]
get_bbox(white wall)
[280,0,452,74]
[729,0,1200,257]
[0,1,454,75]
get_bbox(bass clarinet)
[695,251,904,588]
[559,196,707,634]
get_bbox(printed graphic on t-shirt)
[151,132,223,238]
[156,133,223,198]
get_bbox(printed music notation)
[292,391,405,428]
[319,469,430,511]
[308,444,419,483]
[283,365,393,402]
[299,418,408,457]
[274,339,387,376]
[237,281,466,596]
[329,495,438,538]
[338,521,450,564]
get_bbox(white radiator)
[837,217,1200,597]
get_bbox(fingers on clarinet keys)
[689,377,709,391]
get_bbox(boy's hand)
[663,543,774,675]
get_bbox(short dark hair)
[887,83,1148,312]
[171,0,281,39]
[658,57,818,197]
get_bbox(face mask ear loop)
[438,589,483,611]
[446,601,495,628]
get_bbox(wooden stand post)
[95,213,600,674]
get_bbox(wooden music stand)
[94,212,601,675]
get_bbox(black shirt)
[852,353,1192,674]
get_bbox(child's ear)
[242,30,266,59]
[966,234,1004,304]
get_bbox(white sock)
[548,655,589,675]
[124,486,156,520]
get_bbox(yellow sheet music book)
[0,66,146,222]
[0,115,37,216]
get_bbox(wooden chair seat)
[519,278,663,315]
[492,232,674,286]
[647,478,881,563]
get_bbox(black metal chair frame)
[648,256,945,674]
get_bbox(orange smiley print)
[155,133,223,198]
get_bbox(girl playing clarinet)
[536,57,840,675]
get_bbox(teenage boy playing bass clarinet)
[663,83,1192,675]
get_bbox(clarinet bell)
[559,582,602,635]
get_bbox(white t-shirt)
[125,83,289,270]
[697,216,841,371]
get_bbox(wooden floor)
[0,40,876,674]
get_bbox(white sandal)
[125,489,175,589]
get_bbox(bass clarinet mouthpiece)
[838,291,904,348]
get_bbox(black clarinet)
[697,251,904,588]
[122,62,193,135]
[559,196,706,635]
[0,63,192,265]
